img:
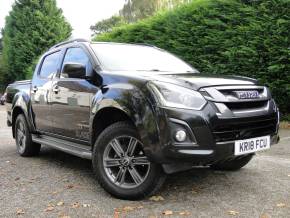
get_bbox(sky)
[0,0,125,39]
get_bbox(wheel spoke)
[132,156,150,165]
[20,136,26,146]
[110,139,124,157]
[128,166,143,185]
[19,122,24,132]
[127,137,137,156]
[104,158,121,168]
[114,167,126,184]
[17,129,24,139]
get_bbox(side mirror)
[62,62,86,79]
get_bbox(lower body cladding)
[143,101,279,174]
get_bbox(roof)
[49,38,155,50]
[49,38,89,50]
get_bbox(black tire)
[15,114,41,157]
[92,121,166,200]
[210,155,253,171]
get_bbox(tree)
[119,0,194,22]
[1,0,72,85]
[120,0,157,22]
[0,54,6,92]
[0,34,6,92]
[0,35,6,91]
[0,37,3,52]
[90,16,125,36]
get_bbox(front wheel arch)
[91,107,135,146]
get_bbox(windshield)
[91,43,196,73]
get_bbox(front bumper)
[145,99,279,168]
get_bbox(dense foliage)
[95,0,290,116]
[0,37,3,51]
[0,37,6,92]
[1,0,72,85]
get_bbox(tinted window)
[39,51,61,78]
[91,44,196,73]
[61,47,91,78]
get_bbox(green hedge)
[95,0,290,117]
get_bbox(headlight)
[148,81,207,110]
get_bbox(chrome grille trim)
[200,85,270,103]
[200,85,272,118]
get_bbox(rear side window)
[39,51,61,78]
[61,47,91,78]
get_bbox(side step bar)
[32,135,92,160]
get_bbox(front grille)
[201,85,277,142]
[213,117,277,142]
[219,88,264,97]
[225,100,268,111]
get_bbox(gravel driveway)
[0,105,289,218]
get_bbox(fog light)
[175,130,187,142]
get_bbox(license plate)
[234,135,270,156]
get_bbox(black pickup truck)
[6,39,279,199]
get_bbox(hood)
[103,70,259,90]
[154,73,258,90]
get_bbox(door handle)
[32,86,38,93]
[53,86,59,94]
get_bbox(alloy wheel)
[103,136,150,189]
[16,121,26,153]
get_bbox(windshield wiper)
[186,70,198,73]
[136,69,161,72]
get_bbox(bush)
[95,0,290,117]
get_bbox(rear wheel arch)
[12,107,25,138]
[11,93,33,138]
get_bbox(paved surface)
[0,105,289,218]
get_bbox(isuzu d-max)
[6,39,279,199]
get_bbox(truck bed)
[6,80,31,115]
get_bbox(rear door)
[31,50,62,132]
[50,46,96,142]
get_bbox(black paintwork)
[5,41,279,173]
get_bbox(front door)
[50,47,97,142]
[31,50,62,133]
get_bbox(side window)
[39,51,61,79]
[61,47,92,78]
